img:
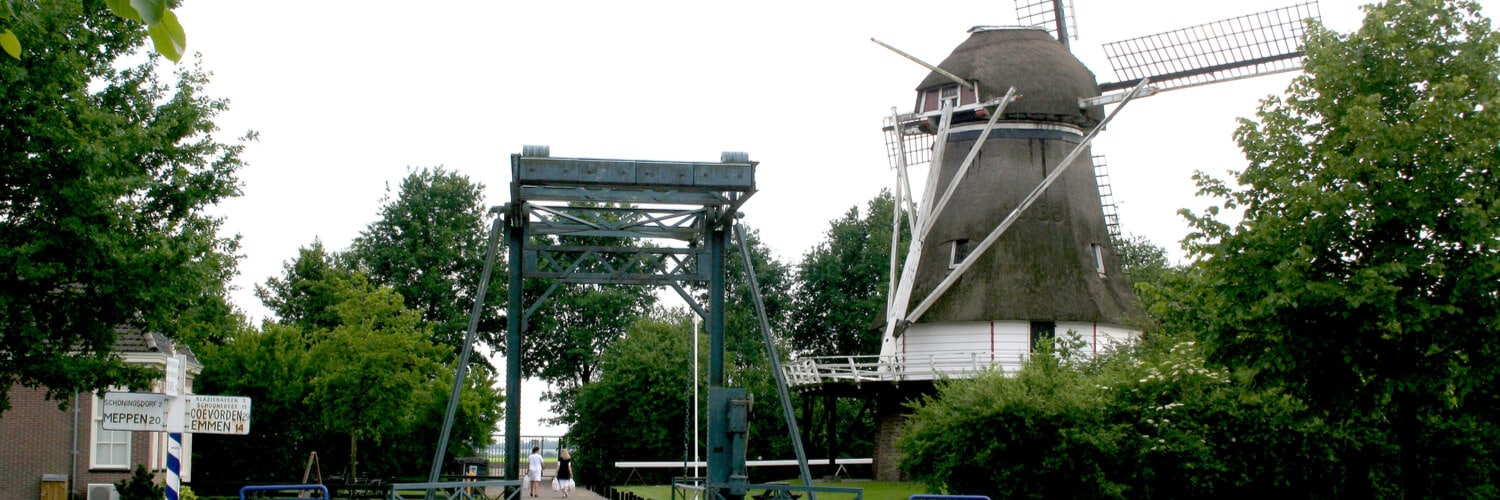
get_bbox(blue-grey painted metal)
[672,478,706,500]
[707,388,749,498]
[733,221,817,500]
[706,219,731,498]
[708,218,726,386]
[747,483,866,500]
[524,245,709,284]
[239,484,329,499]
[517,187,738,206]
[527,205,708,240]
[670,282,708,320]
[428,211,505,488]
[505,202,525,488]
[522,281,561,322]
[514,157,755,190]
[495,147,758,500]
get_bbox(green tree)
[522,202,659,426]
[717,224,799,462]
[900,336,1125,498]
[785,190,907,463]
[552,218,793,477]
[1184,0,1500,494]
[722,225,794,370]
[348,167,500,355]
[900,331,1341,498]
[531,282,656,425]
[1,0,185,62]
[387,361,504,475]
[1112,234,1194,334]
[790,189,906,357]
[193,323,318,485]
[0,0,245,414]
[256,240,353,332]
[1114,234,1171,289]
[570,310,694,485]
[202,249,503,484]
[305,276,448,478]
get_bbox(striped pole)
[165,354,186,500]
[166,432,182,500]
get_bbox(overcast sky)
[173,0,1496,436]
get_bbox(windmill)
[784,0,1321,482]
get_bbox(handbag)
[551,477,560,491]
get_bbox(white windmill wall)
[898,320,1141,377]
[900,321,1029,375]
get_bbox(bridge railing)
[783,350,1027,388]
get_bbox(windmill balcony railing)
[783,350,1029,388]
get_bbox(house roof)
[112,329,199,366]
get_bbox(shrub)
[115,465,163,500]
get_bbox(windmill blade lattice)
[882,114,933,172]
[1015,0,1079,43]
[1100,2,1321,93]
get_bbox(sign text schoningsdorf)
[101,392,171,432]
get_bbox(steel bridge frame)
[426,146,798,499]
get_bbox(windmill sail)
[1015,0,1078,46]
[1100,1,1321,93]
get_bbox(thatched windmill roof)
[918,27,1105,127]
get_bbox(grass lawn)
[618,479,929,500]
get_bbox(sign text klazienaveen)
[186,395,252,435]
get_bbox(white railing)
[783,350,1029,387]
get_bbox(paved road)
[489,484,606,499]
[529,487,605,499]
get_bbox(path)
[490,484,605,500]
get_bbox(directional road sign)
[185,395,252,435]
[100,392,171,432]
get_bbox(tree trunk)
[350,434,359,479]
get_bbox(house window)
[91,394,131,470]
[1091,243,1106,277]
[150,431,166,471]
[950,239,973,269]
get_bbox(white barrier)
[615,458,872,468]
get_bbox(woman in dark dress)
[556,448,575,497]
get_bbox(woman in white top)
[528,446,544,497]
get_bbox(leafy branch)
[1,0,185,61]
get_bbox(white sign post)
[165,354,185,500]
[97,354,254,500]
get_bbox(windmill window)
[917,82,979,113]
[939,86,960,108]
[1030,321,1057,353]
[1091,243,1106,277]
[950,239,973,269]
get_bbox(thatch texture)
[918,27,1104,127]
[910,133,1142,326]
